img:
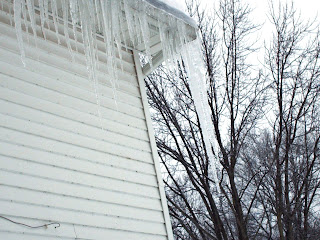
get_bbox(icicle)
[100,0,119,95]
[133,3,143,46]
[118,2,129,51]
[109,0,120,104]
[123,0,136,47]
[137,3,152,67]
[158,15,170,60]
[38,0,48,40]
[51,0,61,44]
[69,0,79,53]
[8,1,14,26]
[87,0,100,81]
[62,0,74,62]
[110,0,124,72]
[21,1,29,42]
[42,0,50,32]
[78,0,105,128]
[182,38,221,191]
[25,0,37,44]
[94,0,102,34]
[13,0,26,66]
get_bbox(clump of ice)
[13,0,193,89]
[11,0,220,185]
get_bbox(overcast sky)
[200,0,320,38]
[195,0,320,65]
[200,0,320,17]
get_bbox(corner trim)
[133,50,174,240]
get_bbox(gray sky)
[200,0,320,18]
[200,0,320,38]
[196,0,320,65]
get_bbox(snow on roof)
[144,0,197,28]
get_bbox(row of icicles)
[11,0,221,190]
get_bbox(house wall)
[0,2,172,240]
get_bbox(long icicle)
[13,0,25,66]
[182,38,221,191]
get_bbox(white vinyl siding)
[0,2,170,240]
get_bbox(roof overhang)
[5,0,198,77]
[144,0,197,28]
[41,0,198,76]
[126,0,198,76]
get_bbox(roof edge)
[144,0,198,28]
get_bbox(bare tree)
[145,0,320,240]
[238,2,320,239]
[263,2,320,239]
[146,0,267,239]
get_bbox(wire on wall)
[0,215,60,229]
